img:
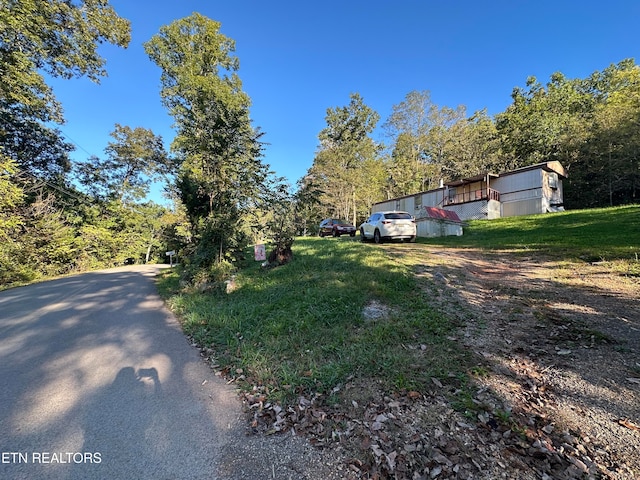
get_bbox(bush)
[184,260,236,294]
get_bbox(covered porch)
[442,173,500,206]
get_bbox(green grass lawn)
[423,205,639,262]
[157,205,639,407]
[158,236,471,403]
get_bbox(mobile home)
[374,161,567,227]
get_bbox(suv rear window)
[384,212,412,220]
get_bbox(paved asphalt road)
[0,265,343,480]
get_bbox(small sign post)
[254,244,266,261]
[166,250,176,267]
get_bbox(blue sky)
[47,0,640,202]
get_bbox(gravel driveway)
[404,246,640,479]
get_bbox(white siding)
[371,162,566,226]
[493,169,542,200]
[373,189,445,214]
[502,198,543,217]
[494,169,546,217]
[422,190,446,209]
[416,218,463,237]
[487,199,501,219]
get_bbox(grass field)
[425,204,639,262]
[158,236,471,403]
[157,205,639,405]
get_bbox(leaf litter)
[193,245,639,479]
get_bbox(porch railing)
[443,187,500,205]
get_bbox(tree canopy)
[0,0,131,182]
[75,124,172,203]
[0,0,130,124]
[309,93,382,225]
[145,13,268,273]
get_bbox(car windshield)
[334,219,350,225]
[384,212,412,220]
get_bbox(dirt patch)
[392,245,640,479]
[239,245,639,479]
[362,299,393,322]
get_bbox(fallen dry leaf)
[385,450,397,471]
[618,418,640,431]
[407,391,421,400]
[371,444,384,458]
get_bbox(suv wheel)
[373,229,383,244]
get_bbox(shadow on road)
[0,266,239,480]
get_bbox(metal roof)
[423,207,462,223]
[445,172,499,187]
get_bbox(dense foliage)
[144,13,270,283]
[303,60,640,231]
[1,2,637,285]
[0,1,183,286]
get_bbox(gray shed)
[415,207,463,237]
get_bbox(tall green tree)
[583,60,640,206]
[17,192,77,276]
[383,90,470,196]
[383,90,435,195]
[496,60,640,208]
[310,93,381,224]
[0,155,22,239]
[0,155,24,283]
[293,173,325,235]
[0,0,130,177]
[145,13,267,269]
[0,115,74,179]
[75,124,171,204]
[496,73,592,173]
[445,109,503,179]
[0,0,131,284]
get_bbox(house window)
[395,200,401,210]
[414,194,422,210]
[548,172,558,189]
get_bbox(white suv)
[359,211,416,243]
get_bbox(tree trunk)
[352,188,357,226]
[609,144,613,207]
[267,244,293,266]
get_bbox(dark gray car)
[318,218,357,237]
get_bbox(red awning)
[424,207,462,223]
